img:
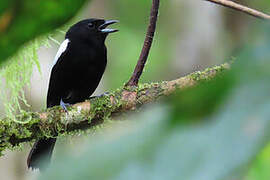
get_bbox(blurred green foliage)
[0,0,15,14]
[0,0,90,64]
[250,0,270,12]
[1,0,270,179]
[40,24,270,180]
[247,144,270,180]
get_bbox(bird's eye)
[88,23,94,29]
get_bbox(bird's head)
[66,18,118,43]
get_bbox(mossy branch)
[0,63,230,154]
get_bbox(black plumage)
[27,18,118,170]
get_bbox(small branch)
[205,0,270,20]
[126,0,160,87]
[126,0,270,87]
[0,63,230,154]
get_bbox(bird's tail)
[27,138,56,170]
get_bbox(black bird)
[27,18,118,170]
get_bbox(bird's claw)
[60,99,71,113]
[89,92,110,100]
[101,92,110,97]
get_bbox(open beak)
[99,20,119,34]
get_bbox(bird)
[27,18,118,170]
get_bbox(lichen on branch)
[0,63,230,155]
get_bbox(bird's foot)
[89,92,110,100]
[100,92,110,97]
[60,99,71,113]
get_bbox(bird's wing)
[47,39,71,108]
[52,39,70,67]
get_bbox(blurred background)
[1,0,270,179]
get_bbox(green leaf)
[0,0,89,64]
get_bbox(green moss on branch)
[0,63,230,155]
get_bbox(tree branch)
[126,0,160,87]
[205,0,270,20]
[126,0,270,88]
[0,63,230,154]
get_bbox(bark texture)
[0,63,230,155]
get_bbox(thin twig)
[205,0,270,20]
[126,0,160,87]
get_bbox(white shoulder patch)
[52,39,70,67]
